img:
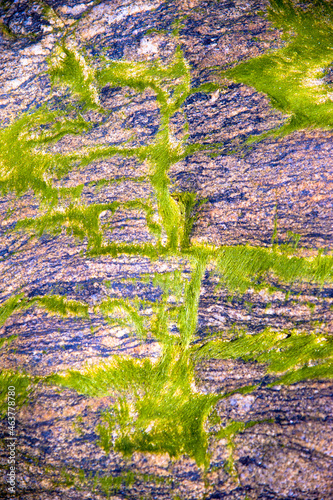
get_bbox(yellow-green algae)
[193,328,333,384]
[224,0,333,138]
[0,334,17,350]
[0,370,37,418]
[0,10,333,493]
[215,245,333,293]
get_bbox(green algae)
[193,328,333,384]
[0,293,89,325]
[44,257,217,469]
[0,370,37,418]
[215,245,333,293]
[48,350,217,468]
[269,361,333,385]
[37,294,89,317]
[0,334,17,350]
[55,464,171,499]
[172,192,204,249]
[48,43,102,111]
[0,17,333,491]
[98,297,146,338]
[0,106,92,204]
[17,198,161,250]
[178,255,208,348]
[0,19,15,39]
[0,293,29,327]
[223,0,333,137]
[0,0,60,41]
[214,419,272,477]
[1,46,201,251]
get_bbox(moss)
[223,0,333,137]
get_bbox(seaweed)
[223,0,333,138]
[0,5,332,491]
[193,327,333,384]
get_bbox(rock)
[0,1,332,499]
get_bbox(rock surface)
[0,1,332,499]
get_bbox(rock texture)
[0,1,332,499]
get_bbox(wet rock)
[0,1,332,499]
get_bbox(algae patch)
[215,245,333,293]
[224,0,333,137]
[193,327,333,384]
[0,370,37,418]
[0,13,332,496]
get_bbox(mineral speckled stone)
[0,1,332,499]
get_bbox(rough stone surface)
[0,1,332,499]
